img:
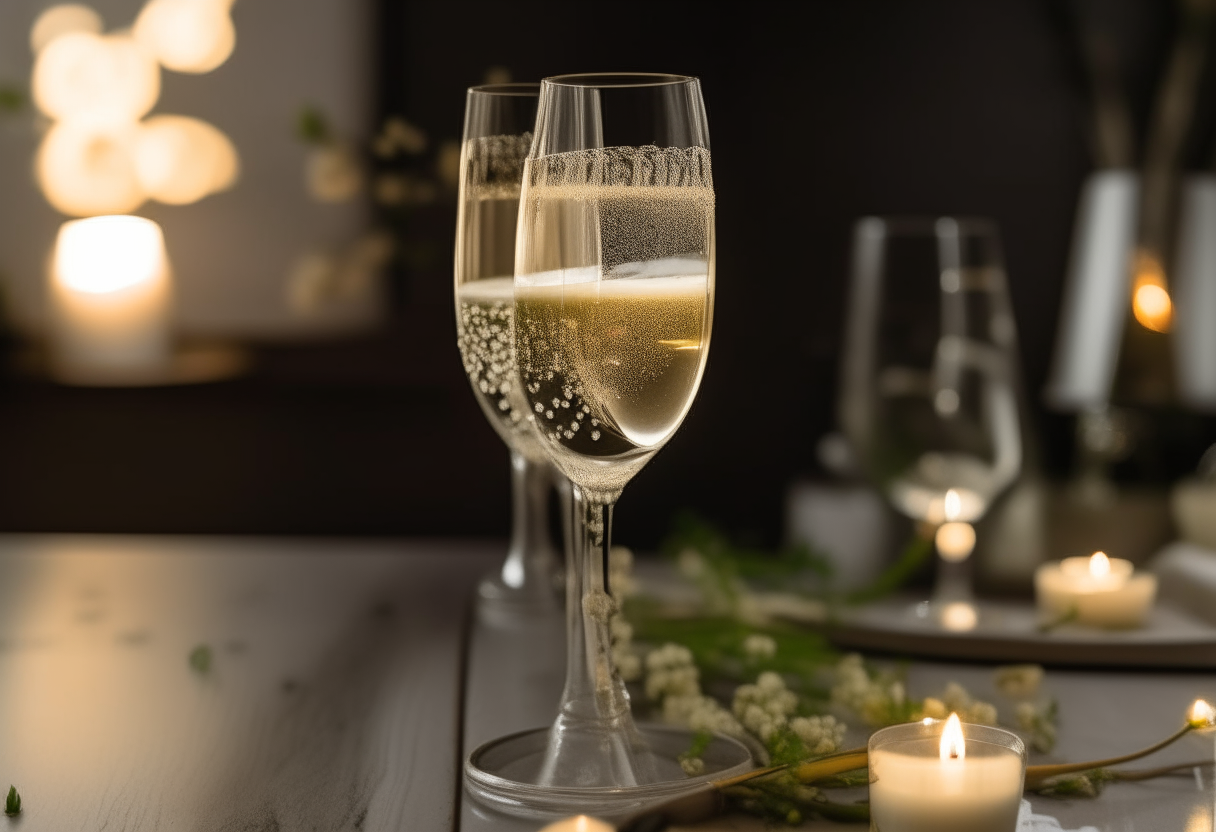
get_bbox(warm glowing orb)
[943,489,962,522]
[134,0,236,74]
[135,115,239,205]
[1133,282,1172,333]
[1089,551,1111,579]
[55,215,165,294]
[939,713,965,760]
[32,32,160,126]
[1189,699,1216,729]
[37,122,146,217]
[935,522,976,564]
[940,601,978,632]
[30,4,103,54]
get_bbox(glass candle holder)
[868,717,1026,832]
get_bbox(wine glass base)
[475,571,562,628]
[464,723,753,821]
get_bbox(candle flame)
[1188,699,1216,729]
[575,817,590,832]
[1089,551,1111,579]
[944,489,961,522]
[940,713,965,761]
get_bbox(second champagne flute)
[455,83,563,621]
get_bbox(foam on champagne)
[514,146,714,495]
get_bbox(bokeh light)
[37,122,145,217]
[135,115,239,205]
[55,215,166,294]
[30,4,103,54]
[32,32,160,126]
[133,0,235,74]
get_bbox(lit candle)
[537,815,615,832]
[49,215,171,377]
[1035,551,1157,628]
[869,714,1025,832]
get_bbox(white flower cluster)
[665,693,745,739]
[609,545,638,598]
[732,671,799,742]
[994,664,1044,700]
[610,612,641,681]
[645,643,700,701]
[743,633,777,660]
[830,653,906,727]
[1015,700,1058,752]
[789,714,846,755]
[920,682,998,727]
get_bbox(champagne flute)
[840,217,1023,623]
[454,83,562,620]
[463,73,750,819]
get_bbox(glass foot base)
[464,723,753,821]
[475,571,561,628]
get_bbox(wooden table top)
[0,534,497,832]
[0,534,1212,832]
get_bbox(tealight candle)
[537,815,615,832]
[869,714,1025,832]
[49,215,171,376]
[1035,551,1157,628]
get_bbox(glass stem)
[538,484,649,787]
[499,450,560,599]
[932,550,975,605]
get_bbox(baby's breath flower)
[733,672,798,741]
[920,697,948,720]
[680,756,705,776]
[789,714,846,755]
[608,546,638,598]
[994,664,1045,700]
[663,693,745,738]
[645,643,700,701]
[677,547,706,579]
[743,633,777,660]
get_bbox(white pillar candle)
[869,715,1025,832]
[49,215,171,375]
[1035,551,1157,628]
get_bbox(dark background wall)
[0,0,1210,549]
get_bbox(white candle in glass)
[1035,551,1157,628]
[869,715,1025,832]
[50,215,171,375]
[537,815,614,832]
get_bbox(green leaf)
[844,535,933,605]
[189,644,212,674]
[0,86,23,113]
[296,105,331,145]
[5,785,20,815]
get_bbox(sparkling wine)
[456,277,548,461]
[513,146,714,494]
[454,131,548,462]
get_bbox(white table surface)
[461,601,1216,832]
[0,534,499,832]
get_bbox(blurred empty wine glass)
[463,73,751,819]
[840,217,1023,621]
[454,83,563,621]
